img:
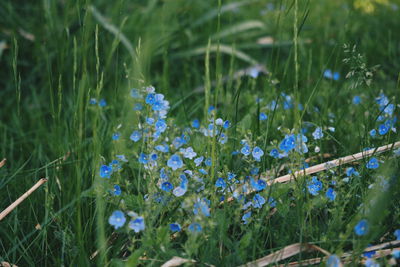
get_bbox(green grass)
[1,0,400,266]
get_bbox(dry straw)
[0,178,48,221]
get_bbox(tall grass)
[0,0,399,266]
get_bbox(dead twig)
[0,178,48,221]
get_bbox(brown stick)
[0,178,48,221]
[0,158,6,168]
[265,141,400,185]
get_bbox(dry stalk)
[0,178,48,221]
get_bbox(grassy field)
[1,0,400,266]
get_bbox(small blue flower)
[250,178,267,191]
[100,165,112,178]
[223,120,230,129]
[129,216,145,233]
[366,157,379,169]
[205,158,212,166]
[161,182,173,192]
[113,185,121,196]
[208,106,215,114]
[172,183,187,197]
[312,127,324,140]
[172,135,187,149]
[167,154,183,170]
[253,194,266,208]
[241,145,251,156]
[279,134,296,153]
[155,119,167,133]
[307,176,323,196]
[188,222,202,233]
[382,103,395,116]
[112,133,120,141]
[394,229,400,240]
[180,147,197,159]
[169,223,181,232]
[108,210,126,229]
[138,153,148,164]
[378,124,389,135]
[252,146,264,161]
[326,254,341,267]
[130,88,142,98]
[326,188,336,201]
[354,219,369,236]
[193,198,210,217]
[259,112,268,121]
[215,178,226,189]
[194,156,204,166]
[369,129,377,137]
[89,98,97,105]
[242,211,252,224]
[352,95,362,105]
[99,99,107,107]
[155,144,169,153]
[346,167,359,177]
[363,244,376,258]
[324,69,340,80]
[130,131,142,142]
[192,119,200,128]
[250,167,259,175]
[116,155,128,162]
[269,148,279,158]
[145,93,156,105]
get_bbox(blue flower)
[363,244,376,258]
[382,103,395,116]
[253,194,266,208]
[161,182,173,192]
[169,223,181,232]
[188,222,202,233]
[270,148,279,158]
[113,185,121,196]
[378,124,389,135]
[312,127,324,140]
[172,183,187,197]
[324,69,340,80]
[242,211,252,224]
[152,94,169,111]
[116,155,128,162]
[205,158,212,166]
[346,167,359,177]
[155,119,167,133]
[268,197,276,208]
[326,255,341,267]
[155,144,169,153]
[279,134,296,153]
[192,119,200,128]
[194,156,204,166]
[354,219,369,236]
[172,135,187,149]
[252,146,264,161]
[364,259,379,267]
[89,98,97,105]
[250,178,267,191]
[241,145,251,156]
[307,176,323,196]
[369,129,377,137]
[223,120,230,129]
[208,106,215,114]
[180,147,197,159]
[129,216,145,233]
[353,95,362,105]
[259,112,268,121]
[100,165,112,178]
[108,210,126,229]
[215,178,226,189]
[145,93,156,105]
[167,154,184,170]
[130,131,142,142]
[326,188,336,201]
[130,88,142,98]
[112,133,120,141]
[138,153,148,164]
[193,198,210,217]
[99,99,107,107]
[394,229,400,240]
[366,157,379,169]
